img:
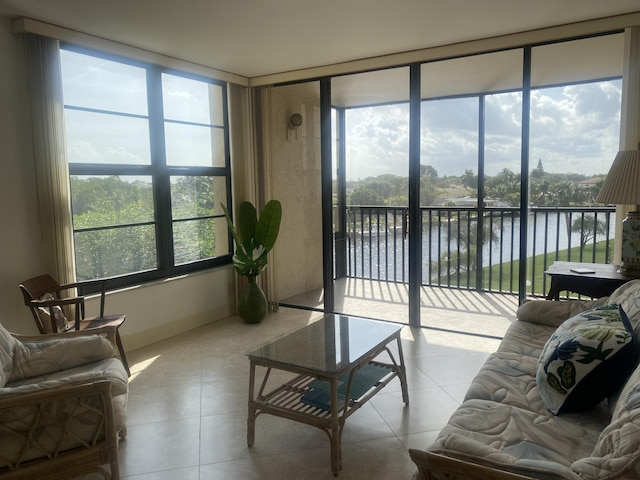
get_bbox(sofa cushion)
[573,361,640,479]
[536,304,639,415]
[517,298,607,328]
[427,398,608,479]
[608,280,640,336]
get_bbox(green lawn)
[432,241,613,297]
[484,241,612,296]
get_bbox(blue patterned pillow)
[536,304,639,415]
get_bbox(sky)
[61,46,623,184]
[344,79,622,181]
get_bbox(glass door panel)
[331,67,410,324]
[420,49,523,336]
[529,34,623,297]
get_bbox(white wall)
[0,17,235,350]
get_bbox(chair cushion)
[536,304,639,415]
[37,293,70,333]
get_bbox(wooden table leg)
[396,335,410,405]
[247,361,256,447]
[330,378,342,475]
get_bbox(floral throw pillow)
[536,304,639,415]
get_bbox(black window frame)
[61,43,233,291]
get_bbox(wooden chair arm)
[29,296,84,307]
[59,279,108,317]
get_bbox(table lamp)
[596,144,640,275]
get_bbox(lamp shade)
[596,149,640,205]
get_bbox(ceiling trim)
[249,11,640,87]
[11,17,250,86]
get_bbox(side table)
[544,261,634,300]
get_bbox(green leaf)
[557,360,576,389]
[255,200,282,253]
[221,203,241,247]
[221,200,281,276]
[238,202,258,254]
[577,342,614,364]
[547,372,567,394]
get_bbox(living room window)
[60,45,232,288]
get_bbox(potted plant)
[222,200,282,323]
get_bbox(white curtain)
[23,34,76,284]
[227,83,279,310]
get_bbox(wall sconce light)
[289,113,303,128]
[287,113,303,141]
[596,142,640,275]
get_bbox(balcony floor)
[281,277,520,338]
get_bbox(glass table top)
[246,314,402,375]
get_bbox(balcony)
[282,205,616,337]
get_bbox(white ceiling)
[1,0,639,79]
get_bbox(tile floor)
[112,307,506,479]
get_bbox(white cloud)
[343,80,621,180]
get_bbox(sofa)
[410,279,640,480]
[0,324,128,479]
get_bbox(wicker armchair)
[0,325,128,480]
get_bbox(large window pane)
[171,176,228,265]
[61,45,233,286]
[75,225,157,279]
[71,175,154,228]
[163,73,226,167]
[162,74,224,125]
[65,110,151,165]
[71,175,156,279]
[173,219,218,264]
[60,49,148,115]
[164,123,225,167]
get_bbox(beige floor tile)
[112,300,514,480]
[414,352,485,386]
[127,382,201,425]
[119,418,201,477]
[123,466,200,480]
[370,387,460,436]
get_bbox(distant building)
[577,177,602,187]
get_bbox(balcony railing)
[342,205,615,297]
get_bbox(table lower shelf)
[251,360,397,425]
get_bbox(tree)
[420,164,440,206]
[571,214,608,250]
[460,169,477,189]
[432,214,499,277]
[485,168,520,206]
[348,186,384,205]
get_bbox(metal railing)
[342,205,615,297]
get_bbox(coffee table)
[246,314,409,475]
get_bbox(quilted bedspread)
[426,296,640,480]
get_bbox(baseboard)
[121,305,231,352]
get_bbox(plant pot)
[238,275,268,324]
